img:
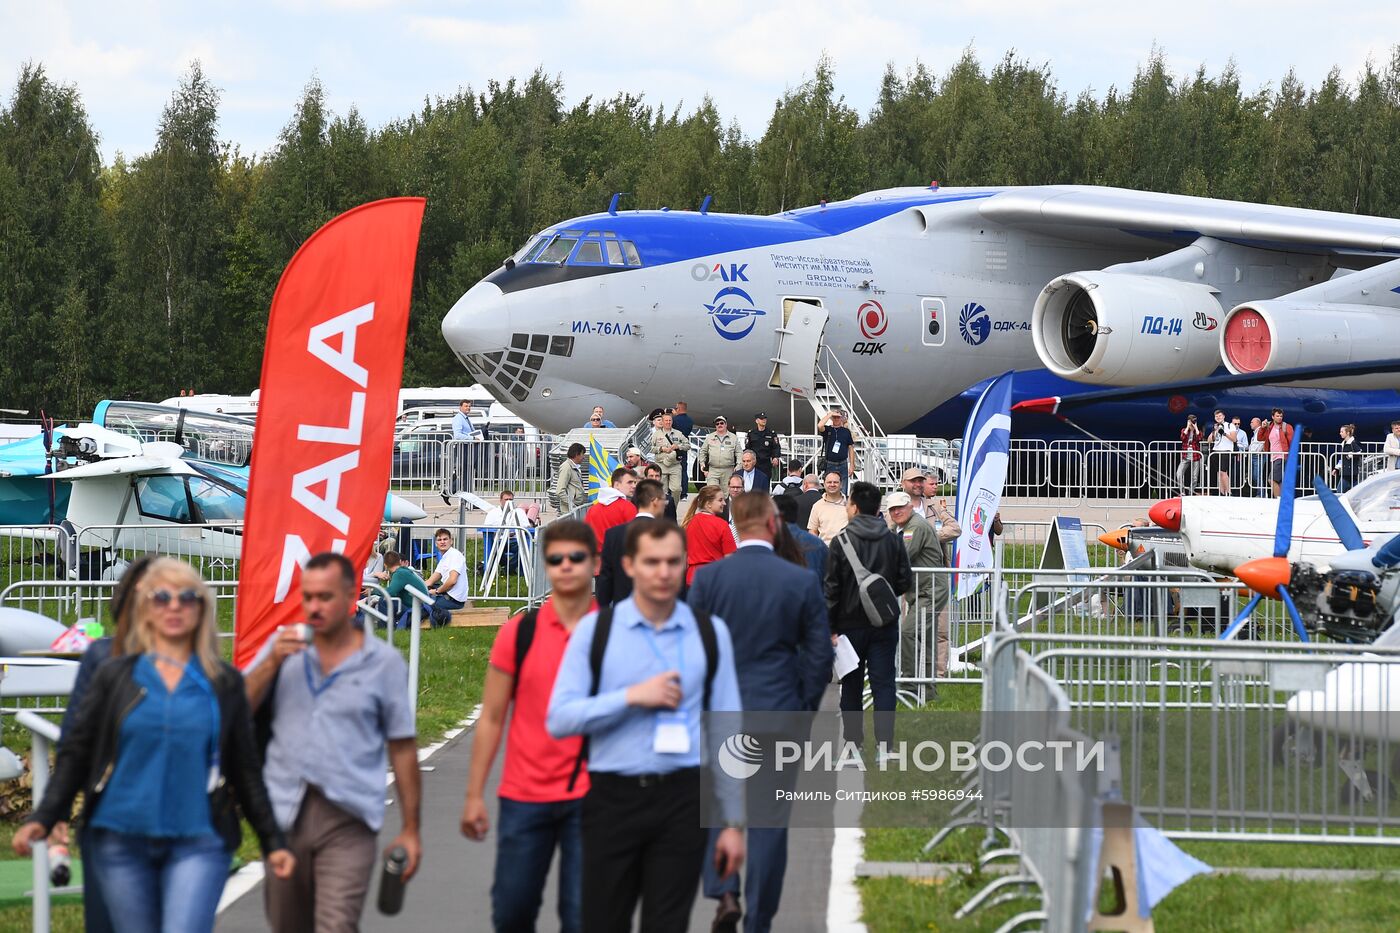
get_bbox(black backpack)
[566,604,718,791]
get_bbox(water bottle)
[377,846,408,915]
[49,845,71,886]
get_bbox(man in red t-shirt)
[585,466,639,554]
[461,519,598,932]
[1257,407,1295,498]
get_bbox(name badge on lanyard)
[645,625,691,754]
[831,440,842,455]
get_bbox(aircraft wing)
[978,186,1400,258]
[42,455,182,482]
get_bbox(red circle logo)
[858,300,887,339]
[1167,395,1188,414]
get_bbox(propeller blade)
[1273,422,1305,558]
[1236,556,1291,599]
[1219,593,1261,640]
[1373,534,1400,569]
[1313,476,1365,551]
[1277,585,1311,643]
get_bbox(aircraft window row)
[515,231,643,267]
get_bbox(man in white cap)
[623,447,644,474]
[900,467,930,517]
[887,490,960,681]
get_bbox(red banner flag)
[233,198,426,667]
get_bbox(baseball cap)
[714,415,727,424]
[627,447,641,456]
[754,411,768,419]
[885,491,913,508]
[901,467,927,481]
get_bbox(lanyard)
[641,622,685,679]
[303,651,349,699]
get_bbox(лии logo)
[706,287,767,341]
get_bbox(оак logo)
[717,732,764,780]
[706,286,767,341]
[959,302,991,346]
[858,300,888,339]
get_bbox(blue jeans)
[429,594,465,627]
[79,824,115,933]
[492,797,583,933]
[1250,455,1267,497]
[85,828,230,933]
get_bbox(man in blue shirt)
[450,399,477,494]
[583,405,617,429]
[817,410,855,493]
[672,402,695,500]
[548,520,746,932]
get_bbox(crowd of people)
[1176,408,1400,497]
[14,402,964,933]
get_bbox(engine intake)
[1222,300,1400,375]
[1031,271,1224,385]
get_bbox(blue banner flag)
[954,372,1014,599]
[587,433,618,503]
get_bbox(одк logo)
[706,286,766,341]
[717,733,764,780]
[959,302,991,346]
[857,300,888,339]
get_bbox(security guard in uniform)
[745,411,783,478]
[700,415,739,489]
[649,409,688,504]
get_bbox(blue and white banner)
[954,373,1014,600]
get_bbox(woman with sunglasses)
[13,557,294,933]
[681,485,736,584]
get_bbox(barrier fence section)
[994,631,1400,847]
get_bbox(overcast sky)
[3,1,1397,162]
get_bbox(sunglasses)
[545,550,591,566]
[150,588,203,607]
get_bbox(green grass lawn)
[0,624,495,929]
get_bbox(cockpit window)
[516,230,643,268]
[1345,470,1400,521]
[517,237,549,263]
[538,237,576,263]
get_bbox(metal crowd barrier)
[997,631,1400,847]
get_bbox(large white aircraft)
[441,185,1400,438]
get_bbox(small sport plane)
[1143,469,1400,576]
[0,401,426,574]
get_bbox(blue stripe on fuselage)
[537,191,999,268]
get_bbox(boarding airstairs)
[767,297,895,487]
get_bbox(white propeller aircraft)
[442,184,1400,440]
[1146,469,1400,576]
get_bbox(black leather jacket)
[30,654,287,856]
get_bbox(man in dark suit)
[774,493,826,579]
[595,479,667,605]
[643,462,678,520]
[687,492,833,933]
[792,474,822,529]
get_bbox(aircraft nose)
[442,280,510,355]
[1098,529,1130,552]
[1149,497,1182,532]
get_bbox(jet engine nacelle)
[1222,301,1400,374]
[1031,271,1224,385]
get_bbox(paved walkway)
[217,694,841,932]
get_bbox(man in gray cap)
[701,415,739,489]
[887,490,960,681]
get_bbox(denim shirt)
[89,655,218,838]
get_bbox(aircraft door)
[768,297,827,399]
[921,297,947,347]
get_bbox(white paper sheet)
[833,635,860,680]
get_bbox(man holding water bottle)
[244,552,422,932]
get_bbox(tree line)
[2,48,1399,418]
